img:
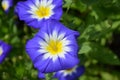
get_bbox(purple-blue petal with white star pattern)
[15,0,63,29]
[26,20,80,73]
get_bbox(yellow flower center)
[0,47,3,56]
[2,3,8,10]
[65,68,74,73]
[46,39,63,55]
[35,6,51,18]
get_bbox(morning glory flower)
[26,20,80,73]
[15,0,62,29]
[54,66,85,80]
[0,40,11,64]
[1,0,13,12]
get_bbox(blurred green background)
[0,0,120,80]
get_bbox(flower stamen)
[46,39,63,55]
[35,6,51,18]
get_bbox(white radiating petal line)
[62,40,71,46]
[39,40,48,47]
[35,0,40,7]
[58,33,65,40]
[27,10,33,14]
[47,0,53,6]
[38,49,47,54]
[40,46,46,49]
[49,34,53,40]
[29,5,38,12]
[40,0,43,6]
[41,0,47,6]
[44,33,50,43]
[63,72,68,77]
[63,47,72,52]
[52,30,58,40]
[30,15,42,20]
[58,52,65,59]
[60,66,78,77]
[50,5,55,9]
[44,15,51,19]
[43,53,51,60]
[62,37,67,41]
[52,55,58,62]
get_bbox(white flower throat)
[28,0,55,20]
[38,31,71,61]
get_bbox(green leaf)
[88,42,120,65]
[79,42,91,54]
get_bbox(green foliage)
[0,0,120,80]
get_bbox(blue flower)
[54,66,85,80]
[38,71,45,79]
[15,0,63,29]
[1,0,13,13]
[26,20,80,73]
[0,40,11,64]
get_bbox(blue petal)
[33,52,79,73]
[38,71,45,79]
[26,37,44,62]
[34,55,62,73]
[58,53,79,70]
[0,40,11,64]
[40,20,79,37]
